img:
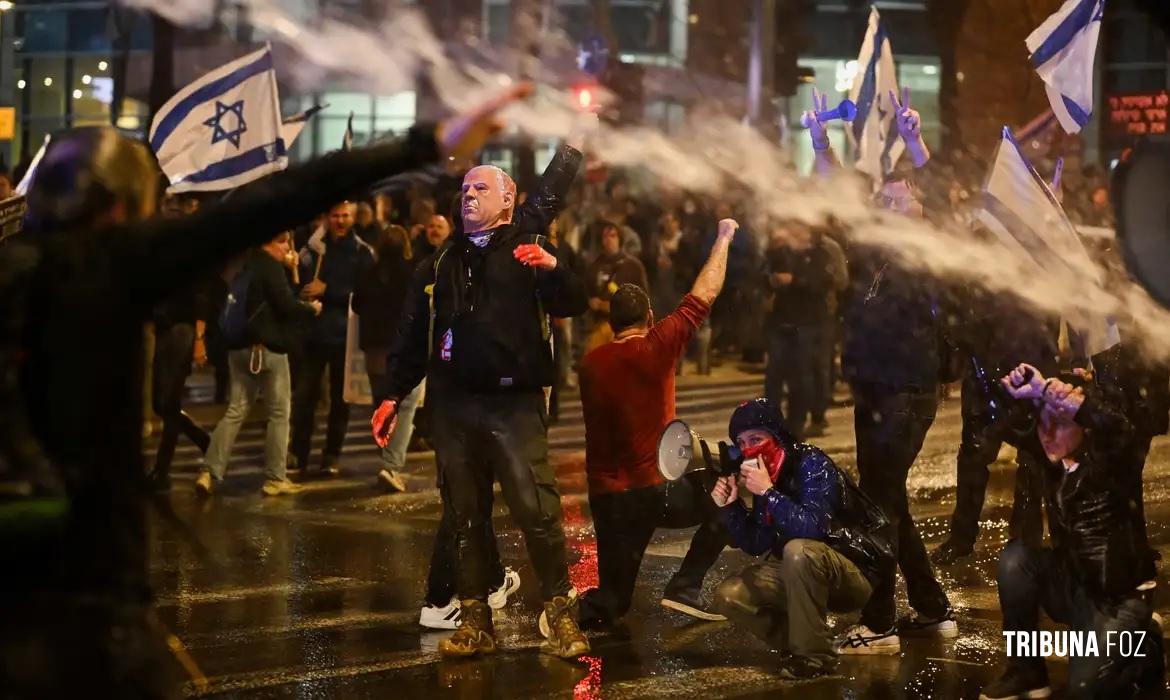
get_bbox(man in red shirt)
[577,217,739,628]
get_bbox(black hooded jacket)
[381,146,588,400]
[1005,383,1152,600]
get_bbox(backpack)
[218,264,260,348]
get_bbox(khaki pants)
[714,539,872,665]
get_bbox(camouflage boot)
[541,594,590,658]
[438,600,496,658]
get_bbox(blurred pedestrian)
[585,221,648,353]
[353,224,418,492]
[196,231,321,496]
[289,201,375,477]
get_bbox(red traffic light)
[578,88,593,109]
[572,83,600,112]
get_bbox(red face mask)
[742,438,786,481]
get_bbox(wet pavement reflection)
[149,374,1170,698]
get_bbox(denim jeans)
[366,376,421,472]
[204,347,292,482]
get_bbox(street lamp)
[0,3,13,12]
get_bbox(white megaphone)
[657,419,743,481]
[657,419,710,481]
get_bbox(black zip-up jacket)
[720,443,895,585]
[842,252,941,391]
[381,146,587,401]
[352,245,414,351]
[297,232,373,346]
[0,126,439,601]
[1005,384,1151,601]
[245,249,318,354]
[766,242,834,327]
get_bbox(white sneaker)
[897,611,959,639]
[194,471,213,496]
[836,624,901,655]
[261,479,304,497]
[488,568,521,610]
[419,597,461,630]
[538,587,578,638]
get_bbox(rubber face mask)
[741,438,786,481]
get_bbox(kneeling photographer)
[710,399,894,679]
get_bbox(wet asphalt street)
[147,367,1170,699]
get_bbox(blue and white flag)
[150,46,287,193]
[977,127,1119,355]
[848,7,904,181]
[280,103,327,149]
[342,112,355,151]
[1025,0,1105,135]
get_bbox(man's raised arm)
[690,218,739,305]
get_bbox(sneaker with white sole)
[194,471,214,497]
[261,479,304,497]
[420,597,461,630]
[836,624,901,655]
[896,610,958,638]
[488,568,521,610]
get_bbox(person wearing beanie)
[711,398,895,680]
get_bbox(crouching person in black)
[711,398,894,679]
[980,364,1164,700]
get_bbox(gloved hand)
[371,399,399,448]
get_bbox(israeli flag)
[150,46,287,193]
[976,127,1119,356]
[848,7,904,181]
[280,103,326,150]
[1025,0,1105,135]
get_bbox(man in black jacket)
[373,139,590,659]
[764,220,835,441]
[806,91,955,653]
[290,200,374,476]
[980,365,1164,700]
[196,231,321,496]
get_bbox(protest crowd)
[2,1,1169,698]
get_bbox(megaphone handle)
[699,440,714,471]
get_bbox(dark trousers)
[809,320,835,424]
[426,503,506,607]
[151,323,209,478]
[946,376,1045,551]
[998,540,1164,697]
[765,325,820,438]
[854,383,950,631]
[432,388,570,602]
[578,476,729,627]
[289,342,349,466]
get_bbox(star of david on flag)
[150,45,287,193]
[203,100,248,148]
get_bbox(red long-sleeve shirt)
[579,294,711,494]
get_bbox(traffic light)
[572,81,600,113]
[774,0,814,96]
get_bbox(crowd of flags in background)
[10,2,1107,349]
